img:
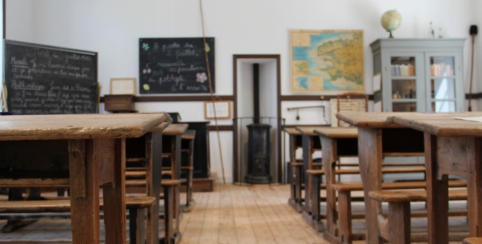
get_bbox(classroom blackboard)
[139,38,215,94]
[3,40,98,114]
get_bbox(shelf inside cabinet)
[392,99,417,103]
[431,76,456,79]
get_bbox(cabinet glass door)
[428,56,456,112]
[390,56,417,112]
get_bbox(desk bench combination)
[0,113,189,244]
[288,112,476,244]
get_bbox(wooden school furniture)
[369,188,467,244]
[465,237,482,244]
[311,127,358,240]
[0,197,156,243]
[295,126,324,222]
[285,128,304,212]
[331,179,467,244]
[125,119,171,243]
[181,130,195,212]
[1,118,172,244]
[336,112,425,244]
[0,113,168,244]
[309,127,425,242]
[162,123,188,238]
[390,112,482,243]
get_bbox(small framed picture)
[205,101,231,119]
[110,78,137,95]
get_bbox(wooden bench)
[308,166,428,233]
[0,197,155,244]
[464,238,482,244]
[329,180,467,244]
[369,189,467,244]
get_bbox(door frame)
[232,54,282,183]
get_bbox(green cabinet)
[370,38,465,112]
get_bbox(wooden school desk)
[0,113,168,244]
[312,127,358,241]
[336,112,424,244]
[295,126,325,222]
[390,112,482,244]
[162,123,188,237]
[126,119,171,243]
[285,128,303,212]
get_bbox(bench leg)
[128,208,147,244]
[338,191,352,244]
[164,186,175,244]
[388,202,410,244]
[311,173,323,232]
[184,169,194,212]
[295,165,303,211]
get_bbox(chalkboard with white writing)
[139,38,215,94]
[4,40,98,114]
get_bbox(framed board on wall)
[139,37,215,94]
[3,40,98,114]
[204,101,231,119]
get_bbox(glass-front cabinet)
[371,39,465,112]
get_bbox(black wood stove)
[245,63,272,184]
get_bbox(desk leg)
[171,135,182,221]
[425,134,449,244]
[102,139,127,244]
[302,135,313,215]
[146,133,162,244]
[321,137,336,235]
[358,128,383,244]
[467,138,482,237]
[68,140,100,244]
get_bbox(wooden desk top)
[163,124,189,136]
[313,127,358,139]
[181,130,196,140]
[0,113,169,141]
[295,126,328,136]
[149,120,172,133]
[336,112,420,128]
[284,128,302,136]
[389,112,482,137]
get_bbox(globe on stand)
[381,10,402,38]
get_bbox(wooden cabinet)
[370,38,465,112]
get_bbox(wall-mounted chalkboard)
[3,40,98,114]
[139,38,215,94]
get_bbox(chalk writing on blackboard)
[4,40,98,114]
[139,38,215,94]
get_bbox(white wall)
[259,60,277,118]
[473,0,482,109]
[259,60,279,180]
[5,0,478,182]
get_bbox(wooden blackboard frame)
[3,40,99,114]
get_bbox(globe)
[381,10,402,38]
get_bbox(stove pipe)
[253,63,260,124]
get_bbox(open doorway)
[232,55,282,184]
